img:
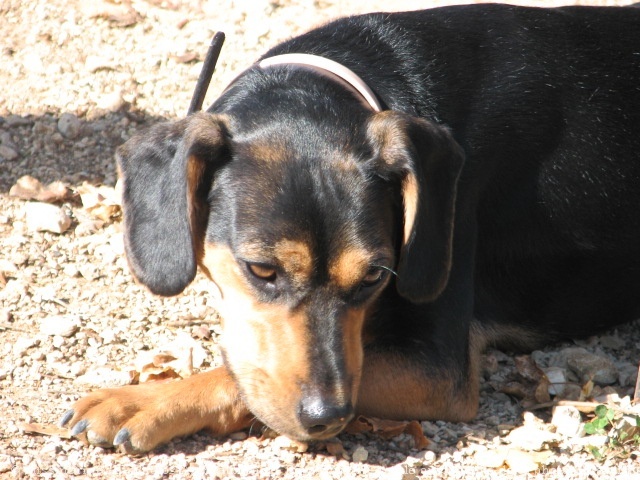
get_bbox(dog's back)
[262,4,640,343]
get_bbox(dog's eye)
[246,263,277,282]
[361,268,384,288]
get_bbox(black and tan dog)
[62,4,640,453]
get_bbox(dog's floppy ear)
[116,112,229,296]
[367,111,464,303]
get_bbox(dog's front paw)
[61,384,172,454]
[61,368,252,454]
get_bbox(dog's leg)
[61,366,253,453]
[358,212,482,422]
[356,336,482,422]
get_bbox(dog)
[61,3,640,453]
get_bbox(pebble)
[0,454,12,473]
[39,315,80,337]
[5,115,32,127]
[0,144,19,161]
[504,423,559,451]
[563,347,619,386]
[78,263,100,280]
[24,202,72,234]
[57,113,82,139]
[543,366,568,396]
[74,367,133,388]
[352,446,369,463]
[551,405,584,438]
[618,363,638,387]
[22,52,45,74]
[13,337,39,357]
[52,335,66,349]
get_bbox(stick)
[187,32,225,115]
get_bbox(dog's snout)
[297,395,354,437]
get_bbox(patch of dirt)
[1,0,638,478]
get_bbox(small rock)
[563,347,618,386]
[5,115,32,127]
[405,450,436,466]
[483,352,500,376]
[505,423,559,451]
[351,445,369,463]
[96,91,124,111]
[472,446,505,468]
[39,315,80,337]
[22,52,45,74]
[74,367,133,388]
[0,309,11,323]
[0,454,12,473]
[599,333,626,350]
[551,405,584,438]
[0,260,18,276]
[25,202,72,234]
[74,219,103,236]
[57,113,82,140]
[618,364,638,387]
[13,337,39,357]
[543,366,568,396]
[84,55,114,73]
[99,328,117,344]
[0,144,18,161]
[52,335,65,349]
[417,450,436,465]
[78,263,100,280]
[62,264,79,278]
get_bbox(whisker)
[373,264,398,276]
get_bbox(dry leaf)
[9,175,74,203]
[344,415,373,435]
[405,420,431,450]
[581,379,595,400]
[515,355,542,383]
[472,447,507,468]
[324,440,346,457]
[272,435,309,453]
[505,422,559,451]
[369,419,408,439]
[77,182,121,223]
[134,332,208,382]
[19,422,72,439]
[505,448,553,473]
[137,351,191,382]
[473,446,552,472]
[345,416,430,448]
[172,52,198,64]
[501,355,550,405]
[345,416,406,438]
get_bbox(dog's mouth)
[230,366,357,441]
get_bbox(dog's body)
[63,4,640,453]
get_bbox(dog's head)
[116,68,463,440]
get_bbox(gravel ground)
[1,0,639,478]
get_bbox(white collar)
[258,53,383,112]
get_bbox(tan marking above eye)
[329,248,372,290]
[273,239,314,282]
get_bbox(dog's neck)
[258,53,383,112]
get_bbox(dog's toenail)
[59,409,75,427]
[113,428,131,446]
[70,419,89,436]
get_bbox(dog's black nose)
[298,396,354,437]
